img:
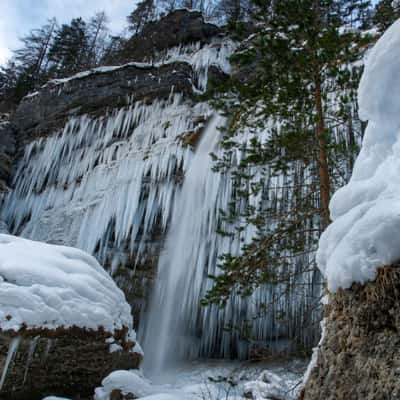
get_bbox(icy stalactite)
[23,336,39,384]
[0,337,21,390]
[153,38,237,91]
[2,95,211,266]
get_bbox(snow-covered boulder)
[0,234,142,400]
[243,370,293,400]
[94,370,153,400]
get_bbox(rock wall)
[0,327,142,400]
[13,62,194,143]
[301,266,400,400]
[115,9,221,63]
[2,10,229,333]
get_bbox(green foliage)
[373,0,400,32]
[203,0,375,308]
[48,18,89,76]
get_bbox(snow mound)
[243,370,293,400]
[42,397,72,400]
[94,370,153,400]
[0,234,133,333]
[317,19,400,291]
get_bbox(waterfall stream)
[141,115,225,377]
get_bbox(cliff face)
[118,9,221,62]
[1,10,320,361]
[301,267,400,400]
[13,62,194,143]
[2,10,231,331]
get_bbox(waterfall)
[141,114,225,377]
[2,38,322,366]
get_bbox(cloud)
[0,0,137,65]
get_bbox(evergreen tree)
[373,0,400,32]
[127,0,156,34]
[86,12,110,69]
[48,18,88,76]
[217,0,253,23]
[203,0,373,305]
[12,18,57,92]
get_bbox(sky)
[0,0,138,65]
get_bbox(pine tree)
[203,0,373,305]
[373,0,400,32]
[12,18,58,90]
[48,18,88,77]
[86,12,109,69]
[127,0,156,34]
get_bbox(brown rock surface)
[0,327,142,400]
[301,267,400,400]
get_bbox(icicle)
[23,336,39,385]
[43,339,52,360]
[0,337,21,391]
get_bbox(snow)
[94,360,304,400]
[243,370,294,400]
[42,398,72,400]
[0,234,134,334]
[317,19,400,291]
[94,370,154,400]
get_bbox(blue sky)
[0,0,138,64]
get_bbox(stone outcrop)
[0,327,142,400]
[300,266,400,400]
[116,9,221,62]
[13,62,194,143]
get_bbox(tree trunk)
[314,75,331,228]
[313,0,331,228]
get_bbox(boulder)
[0,234,142,400]
[116,9,221,63]
[300,266,400,400]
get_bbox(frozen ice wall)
[2,38,321,362]
[317,20,400,291]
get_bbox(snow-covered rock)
[0,234,132,333]
[94,370,153,400]
[0,235,142,400]
[317,19,400,291]
[243,370,293,400]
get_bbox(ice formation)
[3,39,320,363]
[2,94,207,266]
[0,337,20,390]
[317,19,400,291]
[0,234,133,333]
